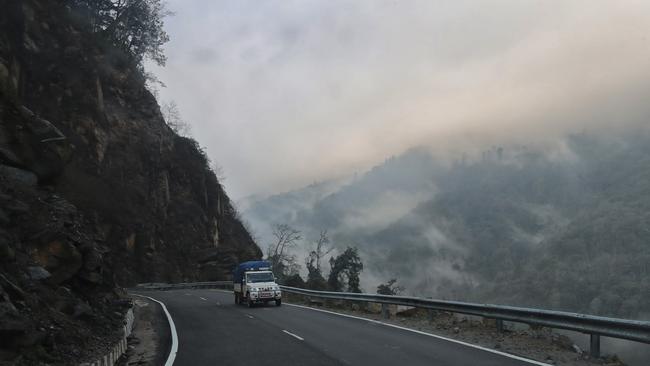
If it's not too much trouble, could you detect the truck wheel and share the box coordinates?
[247,293,254,308]
[275,299,282,307]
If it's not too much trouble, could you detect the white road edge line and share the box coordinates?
[283,329,304,341]
[200,297,207,301]
[132,294,178,366]
[284,303,551,366]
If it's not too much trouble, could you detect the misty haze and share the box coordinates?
[2,1,649,366]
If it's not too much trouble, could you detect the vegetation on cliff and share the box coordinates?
[0,0,260,363]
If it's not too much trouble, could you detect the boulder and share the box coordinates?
[0,165,37,187]
[26,266,51,280]
[11,106,73,181]
[31,240,82,284]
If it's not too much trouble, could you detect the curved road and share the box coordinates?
[136,289,548,366]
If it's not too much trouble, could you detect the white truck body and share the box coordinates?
[233,270,282,307]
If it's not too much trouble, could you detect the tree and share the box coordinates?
[212,162,226,182]
[71,0,170,69]
[161,101,192,137]
[267,224,302,283]
[377,279,404,296]
[305,230,333,290]
[328,246,363,293]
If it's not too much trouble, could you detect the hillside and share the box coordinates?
[0,1,260,363]
[242,131,650,319]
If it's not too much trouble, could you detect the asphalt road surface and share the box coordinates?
[135,289,548,366]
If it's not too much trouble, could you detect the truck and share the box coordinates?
[233,260,282,307]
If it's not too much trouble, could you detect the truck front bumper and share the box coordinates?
[249,291,281,302]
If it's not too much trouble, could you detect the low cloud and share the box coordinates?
[149,0,650,199]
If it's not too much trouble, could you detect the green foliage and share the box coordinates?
[70,0,170,69]
[305,260,327,290]
[377,278,404,295]
[328,247,363,293]
[307,274,327,290]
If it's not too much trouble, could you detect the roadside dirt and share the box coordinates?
[118,297,170,366]
[284,294,627,366]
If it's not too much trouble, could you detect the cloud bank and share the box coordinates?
[148,0,650,199]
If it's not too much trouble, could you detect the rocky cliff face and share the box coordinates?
[0,0,260,363]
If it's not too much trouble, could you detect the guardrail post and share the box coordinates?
[428,309,435,323]
[496,319,504,332]
[590,334,600,358]
[381,303,390,319]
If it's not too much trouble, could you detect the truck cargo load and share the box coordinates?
[233,260,272,283]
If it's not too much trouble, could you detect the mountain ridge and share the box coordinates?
[242,130,650,319]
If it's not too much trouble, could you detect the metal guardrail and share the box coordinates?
[135,281,232,291]
[133,281,650,358]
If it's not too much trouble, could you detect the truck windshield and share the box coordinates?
[246,272,274,283]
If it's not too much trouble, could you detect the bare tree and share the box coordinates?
[267,224,302,282]
[212,162,226,182]
[271,224,302,259]
[305,230,333,290]
[161,100,192,137]
[310,230,333,273]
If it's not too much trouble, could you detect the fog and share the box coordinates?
[146,3,650,363]
[148,0,650,199]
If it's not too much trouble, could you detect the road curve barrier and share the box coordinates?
[132,281,650,358]
[79,307,134,366]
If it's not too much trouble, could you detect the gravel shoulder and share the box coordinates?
[119,296,170,366]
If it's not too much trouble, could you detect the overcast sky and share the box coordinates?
[148,0,650,200]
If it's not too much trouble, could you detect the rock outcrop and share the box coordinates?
[0,0,261,363]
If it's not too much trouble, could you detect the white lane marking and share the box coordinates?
[216,302,221,306]
[132,294,178,366]
[246,314,254,319]
[284,303,551,366]
[199,297,207,301]
[283,329,304,341]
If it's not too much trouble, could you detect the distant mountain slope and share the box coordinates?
[241,148,441,243]
[241,131,650,319]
